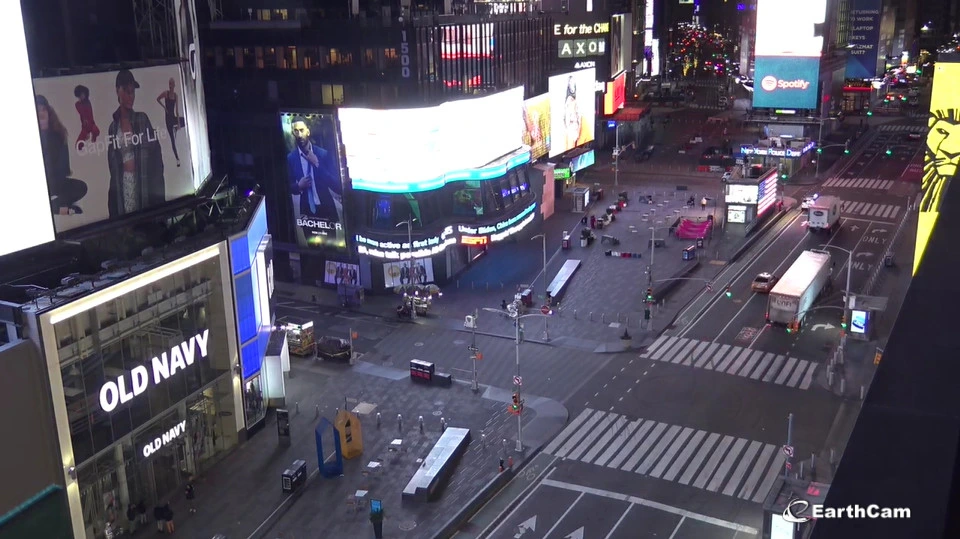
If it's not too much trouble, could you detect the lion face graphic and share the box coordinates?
[921,109,960,213]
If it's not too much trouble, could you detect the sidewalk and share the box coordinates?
[132,352,567,539]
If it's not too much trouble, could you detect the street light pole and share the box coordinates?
[480,308,551,453]
[531,234,549,341]
[820,244,853,315]
[649,226,656,285]
[397,217,418,320]
[614,122,621,187]
[470,309,479,392]
[816,119,825,179]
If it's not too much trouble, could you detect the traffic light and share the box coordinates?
[511,393,522,414]
[866,110,873,116]
[841,314,847,329]
[843,141,850,154]
[725,286,732,298]
[646,288,654,302]
[816,147,823,154]
[885,148,892,156]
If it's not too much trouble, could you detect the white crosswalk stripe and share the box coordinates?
[822,177,894,190]
[545,408,786,502]
[876,124,926,132]
[640,336,819,390]
[839,200,901,220]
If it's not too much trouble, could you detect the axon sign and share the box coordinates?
[760,75,811,92]
[142,420,187,458]
[98,330,210,413]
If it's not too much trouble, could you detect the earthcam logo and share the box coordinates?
[760,75,811,92]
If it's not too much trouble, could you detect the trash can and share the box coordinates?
[884,252,894,267]
[682,246,697,260]
[580,237,588,247]
[562,232,571,250]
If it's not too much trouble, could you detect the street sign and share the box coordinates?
[782,445,794,458]
[514,376,523,386]
[467,345,479,352]
[540,305,551,315]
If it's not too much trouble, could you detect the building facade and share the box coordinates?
[202,3,631,288]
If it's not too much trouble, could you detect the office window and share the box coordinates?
[254,47,264,68]
[263,47,278,68]
[320,84,345,105]
[273,9,289,20]
[257,9,271,21]
[301,47,319,69]
[241,47,254,68]
[362,48,376,68]
[384,48,398,68]
[330,49,353,66]
[284,47,298,69]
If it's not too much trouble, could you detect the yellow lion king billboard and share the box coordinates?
[915,60,960,275]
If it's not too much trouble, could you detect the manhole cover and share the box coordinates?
[736,326,758,342]
[398,520,418,531]
[432,410,443,416]
[414,342,424,347]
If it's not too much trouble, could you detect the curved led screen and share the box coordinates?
[339,88,525,193]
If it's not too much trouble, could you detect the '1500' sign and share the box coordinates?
[98,330,210,413]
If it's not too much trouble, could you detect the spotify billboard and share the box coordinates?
[753,57,820,109]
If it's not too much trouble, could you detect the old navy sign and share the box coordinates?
[142,420,187,458]
[99,330,210,413]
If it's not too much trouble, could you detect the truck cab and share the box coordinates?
[807,195,841,234]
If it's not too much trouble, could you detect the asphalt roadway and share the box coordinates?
[478,116,923,539]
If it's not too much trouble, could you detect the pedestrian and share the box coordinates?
[137,500,147,525]
[185,476,197,514]
[153,504,166,533]
[700,197,707,211]
[163,503,175,534]
[126,504,137,533]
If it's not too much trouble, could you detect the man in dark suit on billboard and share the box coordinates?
[287,118,342,229]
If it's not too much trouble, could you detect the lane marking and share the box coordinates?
[540,478,759,535]
[541,492,585,538]
[603,504,634,539]
[668,516,687,539]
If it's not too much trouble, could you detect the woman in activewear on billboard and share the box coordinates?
[563,76,592,151]
[36,95,88,215]
[73,85,100,151]
[157,77,182,167]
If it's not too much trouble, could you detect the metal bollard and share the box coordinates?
[830,448,836,464]
[502,438,508,455]
[860,385,865,400]
[315,405,320,418]
[827,370,834,387]
[589,311,594,321]
[799,461,804,479]
[419,415,424,434]
[295,401,300,415]
[601,313,606,324]
[618,312,622,322]
[811,453,816,471]
[440,417,447,432]
[481,433,486,449]
[840,378,846,394]
[625,316,630,327]
[574,310,578,319]
[397,413,403,432]
[376,412,382,429]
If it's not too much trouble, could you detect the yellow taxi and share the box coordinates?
[751,272,778,293]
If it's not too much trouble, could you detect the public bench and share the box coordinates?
[546,259,581,303]
[402,427,471,502]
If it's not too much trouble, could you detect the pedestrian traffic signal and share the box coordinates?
[646,288,654,302]
[512,393,520,406]
[841,314,847,329]
[843,142,850,154]
[510,393,522,414]
[725,286,732,298]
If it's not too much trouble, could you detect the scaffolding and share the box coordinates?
[133,0,177,59]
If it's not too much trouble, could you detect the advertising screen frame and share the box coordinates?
[553,17,612,78]
[915,60,960,275]
[755,0,827,58]
[33,64,199,234]
[522,94,551,160]
[725,184,759,204]
[753,56,820,110]
[604,71,626,115]
[338,87,525,193]
[2,0,55,257]
[279,111,349,252]
[548,68,597,157]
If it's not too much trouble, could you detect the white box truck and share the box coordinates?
[766,249,833,326]
[807,195,842,233]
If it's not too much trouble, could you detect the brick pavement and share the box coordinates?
[128,348,567,539]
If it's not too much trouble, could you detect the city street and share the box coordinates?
[475,106,922,538]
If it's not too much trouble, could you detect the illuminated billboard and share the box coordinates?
[2,0,55,257]
[522,94,551,160]
[915,61,960,275]
[338,88,525,193]
[174,0,212,188]
[553,18,611,75]
[33,64,199,233]
[279,112,348,251]
[548,68,597,157]
[845,0,882,79]
[753,57,820,109]
[604,71,626,115]
[755,0,827,57]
